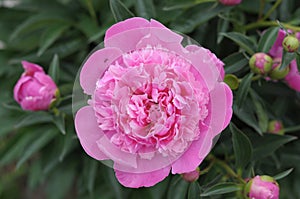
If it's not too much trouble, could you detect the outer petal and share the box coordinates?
[13,76,31,102]
[269,29,286,57]
[115,166,170,188]
[22,61,44,75]
[75,106,108,160]
[171,82,232,174]
[80,47,123,95]
[183,45,223,91]
[285,60,300,92]
[20,95,51,111]
[34,72,57,92]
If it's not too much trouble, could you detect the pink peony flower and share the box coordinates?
[245,175,279,199]
[219,0,242,6]
[14,61,58,111]
[74,17,233,188]
[268,29,300,92]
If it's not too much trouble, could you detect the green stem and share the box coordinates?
[245,21,300,32]
[284,125,300,133]
[258,0,265,20]
[208,155,246,184]
[261,0,282,21]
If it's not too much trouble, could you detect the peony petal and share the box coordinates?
[105,17,150,41]
[285,60,300,92]
[182,45,222,91]
[75,106,108,160]
[20,95,51,111]
[96,136,137,169]
[22,61,44,75]
[269,29,286,57]
[34,72,57,92]
[13,76,31,102]
[206,82,233,136]
[80,47,122,95]
[115,166,170,188]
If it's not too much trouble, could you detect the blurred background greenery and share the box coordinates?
[1,0,300,198]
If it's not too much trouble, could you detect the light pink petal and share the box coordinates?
[96,136,137,169]
[20,95,52,111]
[13,76,31,102]
[80,47,123,95]
[182,45,223,91]
[34,72,57,92]
[115,166,170,188]
[21,61,44,75]
[75,106,108,160]
[207,82,233,135]
[285,60,300,92]
[105,17,150,41]
[269,29,286,57]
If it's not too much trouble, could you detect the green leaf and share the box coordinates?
[233,99,262,135]
[167,176,189,199]
[16,128,57,169]
[230,123,253,169]
[135,0,156,19]
[188,181,201,199]
[235,73,254,108]
[10,14,71,41]
[249,89,269,132]
[223,52,249,74]
[273,168,294,180]
[38,24,69,56]
[280,50,296,70]
[251,134,297,160]
[169,3,231,34]
[258,27,280,53]
[296,52,300,71]
[217,16,229,44]
[52,113,65,135]
[221,32,256,55]
[48,54,60,83]
[15,112,53,129]
[109,0,134,22]
[200,182,242,197]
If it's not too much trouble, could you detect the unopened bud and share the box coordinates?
[268,120,284,135]
[282,35,299,52]
[181,168,200,182]
[269,58,290,80]
[249,53,273,75]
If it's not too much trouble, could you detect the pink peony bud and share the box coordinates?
[219,0,242,6]
[282,35,299,52]
[249,53,273,75]
[245,175,279,199]
[14,61,58,111]
[267,120,284,135]
[181,168,200,182]
[269,57,290,80]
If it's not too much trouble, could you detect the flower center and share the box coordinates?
[92,46,209,156]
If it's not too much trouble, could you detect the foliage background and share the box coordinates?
[0,0,300,198]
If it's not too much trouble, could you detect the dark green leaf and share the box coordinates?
[135,0,156,19]
[38,24,69,56]
[109,0,134,22]
[235,73,253,108]
[217,16,229,44]
[280,50,296,70]
[16,128,57,169]
[188,181,201,199]
[200,182,242,197]
[230,123,253,169]
[170,3,231,34]
[223,52,249,74]
[296,52,300,71]
[15,112,53,129]
[221,32,256,55]
[273,168,294,180]
[52,113,65,135]
[48,54,60,83]
[167,176,189,199]
[258,27,280,53]
[249,89,269,132]
[251,134,297,160]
